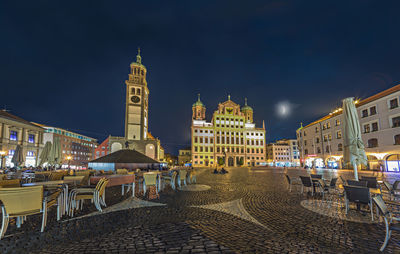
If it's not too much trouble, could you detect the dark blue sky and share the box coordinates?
[1,1,400,154]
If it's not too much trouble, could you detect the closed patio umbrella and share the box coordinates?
[342,97,367,180]
[11,145,24,168]
[38,141,52,166]
[48,137,62,167]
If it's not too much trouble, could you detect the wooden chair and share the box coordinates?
[0,179,21,188]
[0,186,45,238]
[116,169,129,175]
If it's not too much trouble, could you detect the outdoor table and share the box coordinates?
[90,174,136,197]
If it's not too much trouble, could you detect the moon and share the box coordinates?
[276,101,292,118]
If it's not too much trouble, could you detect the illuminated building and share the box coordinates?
[38,124,97,169]
[191,95,266,167]
[296,84,400,172]
[178,147,191,165]
[0,110,44,167]
[104,49,164,161]
[267,139,300,167]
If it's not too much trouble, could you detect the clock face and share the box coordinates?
[131,96,140,104]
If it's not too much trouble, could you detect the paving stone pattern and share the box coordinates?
[1,167,400,253]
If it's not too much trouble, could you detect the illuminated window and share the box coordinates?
[10,131,17,141]
[28,134,35,143]
[27,151,34,157]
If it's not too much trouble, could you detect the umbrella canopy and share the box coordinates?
[342,97,367,180]
[48,137,62,166]
[11,145,24,168]
[39,141,52,166]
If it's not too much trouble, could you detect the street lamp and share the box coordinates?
[0,151,6,170]
[66,155,72,169]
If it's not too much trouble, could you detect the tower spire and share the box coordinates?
[198,93,201,101]
[136,47,142,64]
[228,94,231,101]
[245,97,248,106]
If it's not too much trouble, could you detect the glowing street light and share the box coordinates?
[66,155,72,169]
[0,151,6,170]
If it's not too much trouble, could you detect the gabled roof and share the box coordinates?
[89,149,159,164]
[0,110,43,129]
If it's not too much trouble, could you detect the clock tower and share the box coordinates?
[125,48,149,141]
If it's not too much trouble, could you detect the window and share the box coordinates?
[368,138,378,148]
[392,116,400,128]
[327,122,331,129]
[362,109,368,118]
[371,122,378,132]
[28,134,35,143]
[395,135,400,145]
[364,124,370,133]
[305,149,308,155]
[304,140,307,146]
[335,119,341,126]
[370,106,377,115]
[316,137,320,144]
[390,98,399,109]
[195,137,198,143]
[328,134,332,141]
[323,135,327,142]
[200,147,203,152]
[315,127,318,133]
[326,146,330,153]
[303,131,306,136]
[137,88,141,95]
[27,151,34,157]
[10,131,17,141]
[336,131,342,139]
[194,146,198,152]
[317,147,321,153]
[322,124,326,130]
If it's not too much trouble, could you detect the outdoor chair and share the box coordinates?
[340,175,346,184]
[63,176,85,186]
[383,181,400,201]
[0,179,20,188]
[299,176,322,196]
[178,170,187,188]
[75,171,91,185]
[0,186,48,239]
[285,174,301,192]
[361,176,379,189]
[69,178,108,216]
[372,195,400,251]
[393,180,400,191]
[143,173,159,199]
[162,171,178,191]
[343,185,374,221]
[347,180,368,187]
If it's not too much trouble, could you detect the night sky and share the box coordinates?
[2,1,400,154]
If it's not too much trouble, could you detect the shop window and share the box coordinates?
[368,138,378,148]
[390,98,399,109]
[395,135,400,145]
[370,106,377,115]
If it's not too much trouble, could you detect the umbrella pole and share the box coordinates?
[353,162,359,181]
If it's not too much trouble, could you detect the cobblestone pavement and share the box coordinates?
[2,167,400,253]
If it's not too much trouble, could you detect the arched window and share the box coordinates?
[131,87,135,94]
[338,143,343,151]
[368,138,378,148]
[395,135,400,145]
[137,88,141,95]
[386,154,400,172]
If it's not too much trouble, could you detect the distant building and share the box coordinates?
[37,124,97,169]
[94,136,110,159]
[106,49,164,161]
[0,110,44,167]
[191,95,266,167]
[178,147,191,165]
[296,84,400,171]
[266,139,300,167]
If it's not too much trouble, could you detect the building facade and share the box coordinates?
[40,125,97,169]
[266,139,300,167]
[191,95,266,167]
[178,147,191,165]
[107,49,164,161]
[0,110,44,167]
[296,84,400,172]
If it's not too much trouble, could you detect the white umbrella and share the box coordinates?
[342,97,367,180]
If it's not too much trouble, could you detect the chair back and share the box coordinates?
[98,179,109,197]
[179,170,187,180]
[0,179,21,188]
[361,178,378,189]
[347,180,367,187]
[330,178,338,188]
[49,172,64,181]
[285,174,291,184]
[372,195,390,217]
[299,176,312,187]
[343,185,370,204]
[339,175,346,184]
[143,173,157,186]
[116,169,128,175]
[393,180,400,190]
[0,186,43,215]
[310,174,322,179]
[383,181,393,192]
[64,176,85,185]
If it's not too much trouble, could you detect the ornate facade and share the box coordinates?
[191,95,266,167]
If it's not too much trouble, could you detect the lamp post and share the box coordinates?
[66,155,72,169]
[0,151,6,170]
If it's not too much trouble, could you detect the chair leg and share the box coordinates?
[370,200,374,221]
[0,213,9,239]
[41,203,47,232]
[380,217,391,251]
